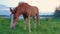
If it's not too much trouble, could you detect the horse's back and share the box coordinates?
[15,2,39,16]
[26,6,38,16]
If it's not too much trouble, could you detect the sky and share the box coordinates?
[0,0,60,13]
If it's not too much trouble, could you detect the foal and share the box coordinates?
[10,2,40,32]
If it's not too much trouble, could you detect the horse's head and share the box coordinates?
[10,8,17,29]
[10,8,16,14]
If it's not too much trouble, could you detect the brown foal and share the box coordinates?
[10,2,40,32]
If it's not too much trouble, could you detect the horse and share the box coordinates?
[10,2,40,32]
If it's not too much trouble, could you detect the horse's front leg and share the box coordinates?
[10,15,18,29]
[24,17,27,30]
[28,16,31,32]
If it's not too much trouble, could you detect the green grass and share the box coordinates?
[0,17,60,34]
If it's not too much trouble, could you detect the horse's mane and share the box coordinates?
[17,2,31,7]
[18,2,28,5]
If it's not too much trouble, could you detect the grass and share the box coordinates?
[0,17,60,34]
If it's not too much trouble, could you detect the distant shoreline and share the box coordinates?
[0,15,53,19]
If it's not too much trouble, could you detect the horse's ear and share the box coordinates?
[10,8,12,12]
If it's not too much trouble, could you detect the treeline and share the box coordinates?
[54,6,60,18]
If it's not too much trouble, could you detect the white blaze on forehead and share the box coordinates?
[11,14,13,24]
[10,14,14,28]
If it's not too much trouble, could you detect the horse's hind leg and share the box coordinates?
[33,16,36,29]
[37,15,40,25]
[28,16,31,32]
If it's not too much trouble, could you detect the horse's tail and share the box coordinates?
[36,8,40,25]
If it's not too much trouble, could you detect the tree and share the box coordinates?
[54,6,60,18]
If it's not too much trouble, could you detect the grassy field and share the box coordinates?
[0,17,60,34]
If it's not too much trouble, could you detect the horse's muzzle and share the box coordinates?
[10,23,15,29]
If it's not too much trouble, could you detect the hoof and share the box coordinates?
[29,30,31,32]
[24,28,26,31]
[10,24,15,29]
[24,29,26,31]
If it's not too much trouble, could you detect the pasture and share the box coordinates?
[0,17,60,34]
